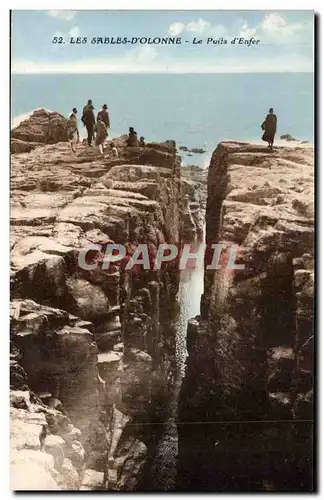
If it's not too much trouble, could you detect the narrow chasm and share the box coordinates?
[10,116,313,492]
[139,237,205,491]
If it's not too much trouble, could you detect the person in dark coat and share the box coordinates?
[97,104,110,130]
[261,108,277,149]
[81,99,96,146]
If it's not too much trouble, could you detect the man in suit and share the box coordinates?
[81,99,96,146]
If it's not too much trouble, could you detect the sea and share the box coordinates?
[11,73,314,167]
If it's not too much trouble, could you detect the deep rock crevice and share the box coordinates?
[11,112,313,492]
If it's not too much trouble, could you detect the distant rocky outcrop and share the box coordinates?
[178,141,314,492]
[11,109,69,150]
[280,133,297,141]
[179,146,206,154]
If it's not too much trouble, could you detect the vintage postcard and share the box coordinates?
[10,10,314,492]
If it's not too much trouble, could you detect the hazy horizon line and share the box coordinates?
[12,70,314,75]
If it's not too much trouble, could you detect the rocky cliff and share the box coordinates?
[10,114,203,490]
[178,141,314,492]
[11,109,69,148]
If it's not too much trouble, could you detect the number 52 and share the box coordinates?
[52,36,64,44]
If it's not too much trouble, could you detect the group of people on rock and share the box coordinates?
[126,127,145,147]
[66,99,117,156]
[67,100,278,155]
[66,98,146,156]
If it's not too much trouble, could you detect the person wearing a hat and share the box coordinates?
[81,99,96,146]
[97,104,110,130]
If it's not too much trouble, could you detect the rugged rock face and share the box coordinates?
[178,142,314,492]
[11,138,39,154]
[10,114,202,490]
[11,109,69,147]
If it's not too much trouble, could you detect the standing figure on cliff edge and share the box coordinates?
[81,99,96,146]
[97,104,110,129]
[261,108,277,149]
[66,107,80,153]
[95,115,108,154]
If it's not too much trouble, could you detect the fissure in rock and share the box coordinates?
[10,113,313,492]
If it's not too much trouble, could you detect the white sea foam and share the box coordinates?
[11,111,32,128]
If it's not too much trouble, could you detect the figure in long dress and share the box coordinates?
[261,108,277,149]
[95,116,108,154]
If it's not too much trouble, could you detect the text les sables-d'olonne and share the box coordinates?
[52,36,261,47]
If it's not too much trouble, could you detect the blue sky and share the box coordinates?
[11,10,314,73]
